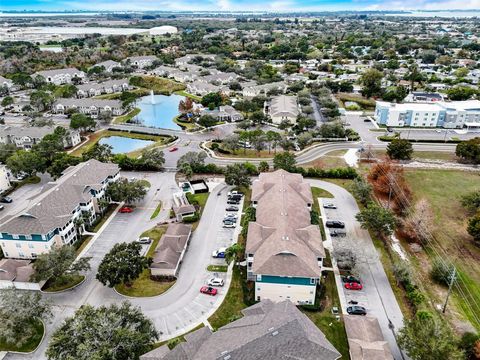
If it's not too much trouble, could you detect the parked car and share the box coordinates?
[363,118,371,122]
[330,230,346,237]
[347,305,367,315]
[228,191,244,197]
[342,275,361,284]
[224,214,238,221]
[227,199,240,205]
[344,282,363,290]
[169,147,178,152]
[200,286,217,296]
[0,196,13,203]
[212,247,227,258]
[325,220,345,228]
[223,221,235,228]
[137,237,151,244]
[207,277,224,287]
[226,206,239,212]
[119,206,133,213]
[228,194,242,201]
[323,203,337,209]
[0,205,4,211]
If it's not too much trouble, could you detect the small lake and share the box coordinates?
[136,94,184,130]
[99,136,154,154]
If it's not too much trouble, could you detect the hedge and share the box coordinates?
[378,136,462,144]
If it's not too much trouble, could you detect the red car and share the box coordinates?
[200,286,217,296]
[169,147,178,152]
[344,282,363,290]
[119,206,133,213]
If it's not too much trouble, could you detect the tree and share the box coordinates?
[359,68,383,98]
[96,242,151,287]
[350,177,372,206]
[177,151,207,172]
[296,132,312,150]
[200,92,223,108]
[430,257,455,286]
[70,113,96,133]
[456,138,480,164]
[0,143,18,163]
[140,148,165,171]
[46,302,158,360]
[266,130,282,154]
[1,95,13,107]
[356,203,396,238]
[258,161,269,172]
[447,86,477,101]
[33,128,66,163]
[467,213,480,243]
[97,110,113,125]
[273,152,296,172]
[106,178,148,204]
[47,152,81,179]
[31,246,91,286]
[224,163,252,188]
[249,111,266,125]
[223,134,241,153]
[198,114,217,129]
[387,138,413,160]
[82,143,113,162]
[461,191,480,213]
[30,90,54,111]
[178,97,193,114]
[225,244,244,265]
[397,313,464,360]
[180,163,194,180]
[0,288,52,346]
[6,150,45,176]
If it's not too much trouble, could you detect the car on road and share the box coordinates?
[226,205,239,211]
[347,305,367,315]
[363,118,371,122]
[323,203,337,209]
[325,220,345,228]
[223,221,236,228]
[119,206,133,213]
[342,275,361,284]
[207,277,224,287]
[330,230,346,237]
[137,237,151,244]
[212,247,227,258]
[344,282,363,290]
[200,286,217,296]
[168,147,178,152]
[227,199,240,205]
[0,196,13,203]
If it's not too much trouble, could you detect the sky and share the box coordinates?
[2,0,480,12]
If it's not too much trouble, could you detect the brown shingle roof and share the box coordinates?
[151,223,191,271]
[0,259,32,281]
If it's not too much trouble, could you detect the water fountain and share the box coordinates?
[150,90,155,104]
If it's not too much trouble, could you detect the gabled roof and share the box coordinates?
[151,223,192,271]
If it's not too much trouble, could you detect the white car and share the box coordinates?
[223,222,236,228]
[323,203,337,209]
[207,277,224,287]
[137,237,152,244]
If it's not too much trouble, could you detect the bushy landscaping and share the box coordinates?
[0,318,44,353]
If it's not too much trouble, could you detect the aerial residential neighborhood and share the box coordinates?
[0,4,479,360]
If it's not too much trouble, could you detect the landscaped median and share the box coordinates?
[113,107,140,124]
[0,318,44,353]
[115,225,175,297]
[42,274,85,293]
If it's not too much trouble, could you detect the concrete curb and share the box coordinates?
[5,319,46,356]
[112,280,177,300]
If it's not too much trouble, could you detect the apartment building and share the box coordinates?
[53,98,124,117]
[76,79,131,98]
[124,55,157,69]
[266,95,299,124]
[33,68,85,85]
[91,60,121,73]
[0,125,81,150]
[246,170,325,305]
[375,100,480,128]
[0,160,120,259]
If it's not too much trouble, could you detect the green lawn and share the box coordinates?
[186,192,210,230]
[175,90,202,102]
[0,319,44,352]
[113,108,140,124]
[207,265,228,272]
[115,226,175,297]
[150,201,162,219]
[42,274,85,292]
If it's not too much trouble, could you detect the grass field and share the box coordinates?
[42,275,85,292]
[404,169,480,330]
[131,76,186,94]
[0,319,44,352]
[207,142,279,159]
[115,226,175,297]
[373,150,458,162]
[207,265,228,272]
[113,108,140,124]
[336,93,376,110]
[175,90,202,102]
[150,201,162,219]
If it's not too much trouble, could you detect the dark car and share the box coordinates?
[0,196,13,203]
[325,220,345,229]
[226,206,239,212]
[228,195,242,201]
[347,306,367,315]
[363,118,371,122]
[227,199,240,205]
[330,230,346,237]
[342,275,361,284]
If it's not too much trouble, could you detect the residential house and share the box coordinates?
[33,68,85,85]
[202,105,244,122]
[124,55,157,69]
[172,192,196,221]
[0,125,81,149]
[246,170,325,305]
[175,54,216,69]
[0,165,10,194]
[92,60,121,73]
[140,299,341,360]
[187,81,221,96]
[53,98,124,117]
[150,223,192,277]
[0,159,120,259]
[344,315,394,360]
[242,81,286,98]
[199,72,239,85]
[267,95,299,124]
[76,79,130,98]
[0,259,41,290]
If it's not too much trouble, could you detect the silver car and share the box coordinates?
[207,277,224,287]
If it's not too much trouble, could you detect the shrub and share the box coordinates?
[430,258,455,286]
[182,213,199,223]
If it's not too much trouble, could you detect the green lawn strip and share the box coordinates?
[174,90,202,102]
[113,108,140,124]
[150,201,162,219]
[207,142,277,159]
[174,115,200,131]
[151,324,205,350]
[185,192,210,230]
[42,274,85,292]
[208,266,249,330]
[0,318,44,352]
[115,226,176,297]
[74,235,93,256]
[90,204,118,233]
[207,265,228,272]
[132,76,186,94]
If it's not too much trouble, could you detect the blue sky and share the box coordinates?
[2,0,480,12]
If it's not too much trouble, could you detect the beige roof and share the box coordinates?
[344,315,394,360]
[0,159,119,235]
[151,223,192,271]
[141,300,341,360]
[247,170,324,278]
[270,95,299,118]
[0,259,32,282]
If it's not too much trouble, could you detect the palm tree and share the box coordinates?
[225,244,244,265]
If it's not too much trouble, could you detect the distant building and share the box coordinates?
[0,159,120,259]
[202,105,244,122]
[375,100,480,128]
[140,300,341,360]
[53,98,124,117]
[91,60,121,73]
[0,125,81,150]
[76,79,131,98]
[33,67,85,85]
[124,55,157,69]
[267,95,299,124]
[242,81,286,98]
[0,165,11,194]
[403,92,444,103]
[246,170,325,305]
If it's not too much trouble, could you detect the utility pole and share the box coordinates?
[442,267,456,314]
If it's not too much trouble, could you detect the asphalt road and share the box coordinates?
[309,179,407,360]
